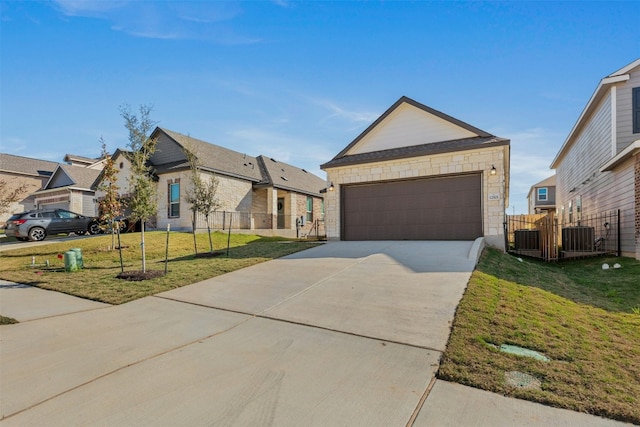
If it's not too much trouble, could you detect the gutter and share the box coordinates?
[600,140,640,172]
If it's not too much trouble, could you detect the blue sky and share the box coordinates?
[1,1,638,214]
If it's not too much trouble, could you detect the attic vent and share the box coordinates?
[281,176,288,181]
[270,158,277,162]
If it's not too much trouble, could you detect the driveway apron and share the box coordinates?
[1,241,475,426]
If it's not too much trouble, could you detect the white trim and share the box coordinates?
[32,186,93,195]
[608,58,640,77]
[601,75,630,85]
[600,140,640,172]
[611,85,617,157]
[551,70,632,169]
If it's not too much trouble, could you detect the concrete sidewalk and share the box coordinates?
[0,241,631,426]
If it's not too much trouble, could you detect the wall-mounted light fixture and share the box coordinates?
[490,165,497,175]
[328,182,335,191]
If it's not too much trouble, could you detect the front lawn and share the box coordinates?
[439,249,640,424]
[0,231,319,305]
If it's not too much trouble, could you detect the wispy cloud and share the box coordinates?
[51,1,261,44]
[226,127,332,176]
[310,97,379,125]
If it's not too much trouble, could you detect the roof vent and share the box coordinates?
[270,158,277,162]
[302,169,307,173]
[281,176,288,181]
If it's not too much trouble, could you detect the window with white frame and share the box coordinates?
[169,181,180,218]
[537,187,548,201]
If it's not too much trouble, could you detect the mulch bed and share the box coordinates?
[116,270,165,281]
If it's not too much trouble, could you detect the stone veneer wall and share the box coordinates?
[294,193,325,236]
[323,146,508,248]
[157,171,254,231]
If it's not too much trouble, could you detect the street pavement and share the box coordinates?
[0,240,631,426]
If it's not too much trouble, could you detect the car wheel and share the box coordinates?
[28,227,46,241]
[89,222,101,235]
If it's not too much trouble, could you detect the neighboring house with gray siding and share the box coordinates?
[0,153,58,223]
[105,127,326,238]
[550,58,640,260]
[527,175,556,215]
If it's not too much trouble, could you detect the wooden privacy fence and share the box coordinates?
[505,210,619,262]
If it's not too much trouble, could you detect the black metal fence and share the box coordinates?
[505,210,619,261]
[192,211,326,239]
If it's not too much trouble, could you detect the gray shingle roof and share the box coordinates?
[56,164,102,190]
[257,156,326,196]
[155,128,264,182]
[0,153,58,177]
[154,128,326,195]
[321,136,509,169]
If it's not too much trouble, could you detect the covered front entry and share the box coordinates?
[341,174,482,241]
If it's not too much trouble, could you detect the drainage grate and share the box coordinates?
[504,371,541,390]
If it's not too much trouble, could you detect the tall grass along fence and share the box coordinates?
[505,210,619,262]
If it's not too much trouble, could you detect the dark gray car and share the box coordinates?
[4,209,101,241]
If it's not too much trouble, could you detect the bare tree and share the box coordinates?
[0,179,29,217]
[120,104,158,272]
[96,137,124,249]
[183,145,221,254]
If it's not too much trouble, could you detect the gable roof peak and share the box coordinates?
[607,58,640,77]
[330,96,494,161]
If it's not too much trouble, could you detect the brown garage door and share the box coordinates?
[342,174,482,240]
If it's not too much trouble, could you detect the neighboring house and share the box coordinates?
[106,127,326,238]
[32,162,104,217]
[321,96,510,249]
[550,58,640,260]
[527,175,556,215]
[0,153,58,223]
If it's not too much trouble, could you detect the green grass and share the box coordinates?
[0,231,319,305]
[1,315,18,325]
[439,248,640,424]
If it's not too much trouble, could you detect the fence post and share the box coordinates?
[617,209,621,256]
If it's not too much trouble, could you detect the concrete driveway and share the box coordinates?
[1,240,627,426]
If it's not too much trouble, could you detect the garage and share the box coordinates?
[321,96,510,248]
[341,174,482,240]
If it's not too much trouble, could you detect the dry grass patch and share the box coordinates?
[439,248,640,424]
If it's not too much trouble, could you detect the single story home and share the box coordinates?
[106,127,327,238]
[321,96,510,249]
